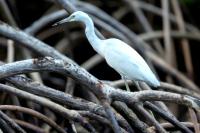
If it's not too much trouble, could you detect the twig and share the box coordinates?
[78,111,110,126]
[14,119,46,133]
[150,121,199,130]
[0,0,17,26]
[144,102,192,133]
[0,117,15,133]
[133,104,167,133]
[0,110,26,133]
[6,40,14,63]
[3,74,131,132]
[132,0,199,32]
[81,54,104,70]
[24,10,67,35]
[188,109,200,133]
[54,0,76,13]
[160,82,200,99]
[78,111,128,133]
[172,0,194,79]
[123,0,164,55]
[162,0,175,66]
[112,101,149,133]
[111,73,200,100]
[0,84,96,132]
[139,30,200,41]
[147,52,199,92]
[0,105,66,133]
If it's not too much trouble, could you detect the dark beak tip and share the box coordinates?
[52,23,58,27]
[52,18,70,27]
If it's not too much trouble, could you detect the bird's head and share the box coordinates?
[53,11,89,26]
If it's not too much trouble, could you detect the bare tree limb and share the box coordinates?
[0,110,26,133]
[0,105,66,133]
[0,57,200,110]
[0,83,96,132]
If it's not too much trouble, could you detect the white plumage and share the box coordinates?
[54,11,160,89]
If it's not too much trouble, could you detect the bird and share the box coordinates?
[53,11,160,91]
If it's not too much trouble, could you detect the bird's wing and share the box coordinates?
[104,39,147,67]
[103,39,149,80]
[103,38,160,86]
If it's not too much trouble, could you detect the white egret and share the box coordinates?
[54,11,160,91]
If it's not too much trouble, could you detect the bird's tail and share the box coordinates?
[146,74,160,88]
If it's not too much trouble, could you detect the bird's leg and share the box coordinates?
[132,81,142,91]
[124,79,131,92]
[122,76,131,92]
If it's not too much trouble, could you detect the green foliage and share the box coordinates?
[180,0,197,5]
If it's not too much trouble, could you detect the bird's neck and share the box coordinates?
[83,18,104,56]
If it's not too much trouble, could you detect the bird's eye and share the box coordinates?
[71,15,75,18]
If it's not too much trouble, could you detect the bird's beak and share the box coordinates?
[52,17,71,27]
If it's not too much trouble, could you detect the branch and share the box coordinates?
[14,119,46,133]
[0,117,15,133]
[112,101,149,133]
[133,104,167,133]
[0,105,66,133]
[111,80,200,99]
[139,30,200,42]
[172,0,193,79]
[0,84,95,132]
[144,102,192,133]
[132,0,199,32]
[3,74,131,132]
[0,110,26,133]
[151,122,200,131]
[0,57,200,110]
